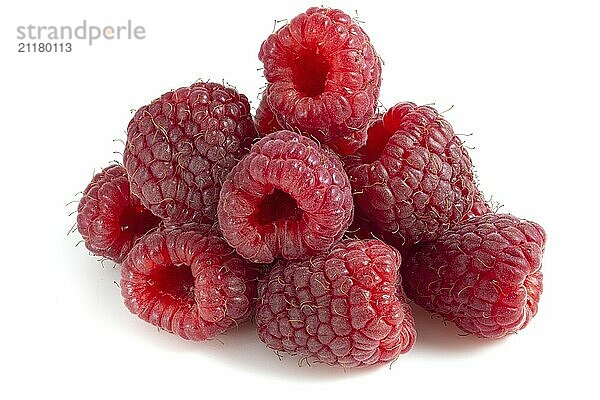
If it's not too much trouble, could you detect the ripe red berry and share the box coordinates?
[259,7,381,155]
[77,165,160,263]
[124,82,257,225]
[345,102,479,254]
[402,213,545,339]
[218,130,354,263]
[120,227,258,341]
[256,239,416,368]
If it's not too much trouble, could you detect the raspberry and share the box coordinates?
[77,165,160,263]
[123,82,257,225]
[218,130,354,263]
[120,227,258,341]
[344,102,478,254]
[402,213,545,339]
[259,7,382,155]
[254,95,282,135]
[256,239,416,368]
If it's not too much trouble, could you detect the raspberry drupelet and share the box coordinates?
[254,95,282,135]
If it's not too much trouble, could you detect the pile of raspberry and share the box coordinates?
[76,7,545,368]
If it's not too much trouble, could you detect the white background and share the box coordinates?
[1,0,598,398]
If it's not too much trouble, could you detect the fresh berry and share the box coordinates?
[124,82,257,225]
[256,239,416,368]
[218,130,354,263]
[402,213,545,339]
[254,95,282,135]
[344,102,479,254]
[120,227,258,341]
[259,7,382,155]
[77,165,160,263]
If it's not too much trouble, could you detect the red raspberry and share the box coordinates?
[259,7,382,155]
[77,165,160,263]
[256,239,416,368]
[344,102,478,254]
[120,227,258,341]
[254,95,282,135]
[402,213,545,339]
[124,82,257,225]
[218,130,354,263]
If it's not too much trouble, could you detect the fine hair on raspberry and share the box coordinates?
[256,239,416,368]
[77,165,161,263]
[218,130,354,263]
[120,227,258,341]
[254,95,282,135]
[124,81,257,225]
[259,7,382,155]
